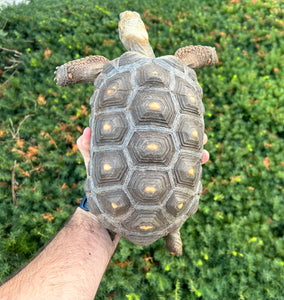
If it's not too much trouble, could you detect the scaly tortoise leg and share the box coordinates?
[165,228,183,256]
[55,55,109,87]
[175,45,218,69]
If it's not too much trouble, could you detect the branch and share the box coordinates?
[8,114,34,139]
[4,57,24,70]
[11,160,18,206]
[0,47,22,57]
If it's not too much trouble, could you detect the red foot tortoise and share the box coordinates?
[55,11,217,255]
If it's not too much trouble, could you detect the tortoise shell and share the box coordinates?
[84,51,205,246]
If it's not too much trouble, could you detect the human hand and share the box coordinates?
[202,134,209,164]
[77,127,209,170]
[77,127,92,171]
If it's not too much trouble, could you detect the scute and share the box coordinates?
[127,130,175,166]
[96,71,132,111]
[118,51,148,67]
[177,116,204,151]
[173,154,202,189]
[131,89,175,127]
[98,190,131,217]
[166,190,195,217]
[156,55,185,73]
[94,112,129,146]
[136,62,171,88]
[123,208,170,236]
[87,52,205,245]
[127,170,171,205]
[93,150,128,187]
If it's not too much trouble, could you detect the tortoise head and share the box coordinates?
[118,11,155,58]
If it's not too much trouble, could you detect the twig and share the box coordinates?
[0,46,23,85]
[1,69,17,87]
[8,118,16,138]
[4,57,24,71]
[0,47,22,57]
[1,46,23,77]
[2,20,7,31]
[11,160,18,206]
[8,114,34,139]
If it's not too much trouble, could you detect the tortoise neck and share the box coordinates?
[128,40,155,58]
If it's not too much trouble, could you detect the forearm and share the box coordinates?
[0,208,119,300]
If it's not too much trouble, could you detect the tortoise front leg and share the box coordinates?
[55,55,109,87]
[175,45,218,69]
[165,228,183,256]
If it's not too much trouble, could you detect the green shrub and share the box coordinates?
[0,0,283,299]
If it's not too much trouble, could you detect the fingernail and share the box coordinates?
[202,150,209,164]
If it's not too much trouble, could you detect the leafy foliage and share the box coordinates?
[0,0,283,299]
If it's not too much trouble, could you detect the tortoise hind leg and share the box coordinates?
[165,229,183,256]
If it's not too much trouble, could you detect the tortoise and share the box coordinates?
[55,11,217,255]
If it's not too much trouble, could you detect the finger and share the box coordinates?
[201,149,209,165]
[77,127,91,169]
[112,234,121,248]
[203,133,208,145]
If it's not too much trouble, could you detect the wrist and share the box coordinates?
[69,208,119,260]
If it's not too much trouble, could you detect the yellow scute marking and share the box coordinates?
[188,168,195,176]
[103,163,112,171]
[139,225,154,231]
[106,85,118,95]
[192,129,199,138]
[111,203,118,209]
[146,143,159,151]
[148,102,161,110]
[144,186,156,193]
[103,123,112,131]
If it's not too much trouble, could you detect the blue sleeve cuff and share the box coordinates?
[79,195,89,211]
